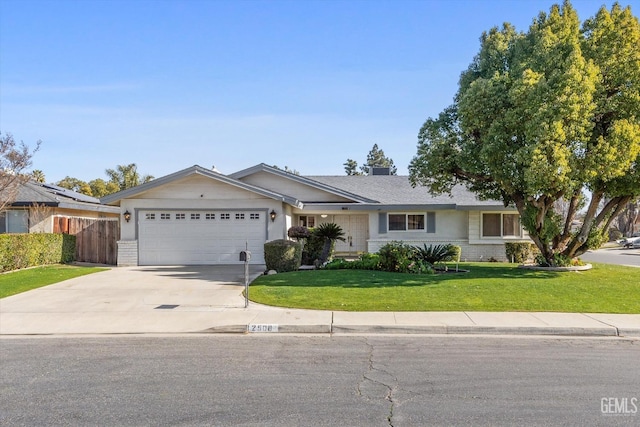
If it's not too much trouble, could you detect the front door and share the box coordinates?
[333,215,368,255]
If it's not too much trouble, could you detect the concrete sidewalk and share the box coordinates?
[1,265,639,337]
[2,303,639,337]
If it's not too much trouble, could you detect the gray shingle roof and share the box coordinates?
[306,175,505,208]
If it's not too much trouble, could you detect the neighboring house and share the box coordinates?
[1,180,119,234]
[102,164,531,266]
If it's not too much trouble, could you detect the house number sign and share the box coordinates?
[247,324,279,333]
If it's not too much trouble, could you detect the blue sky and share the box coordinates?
[0,0,629,183]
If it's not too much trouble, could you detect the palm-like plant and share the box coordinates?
[414,244,459,265]
[314,223,346,264]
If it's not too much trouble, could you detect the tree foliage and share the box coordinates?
[56,163,153,198]
[344,144,397,175]
[0,132,41,212]
[409,1,640,265]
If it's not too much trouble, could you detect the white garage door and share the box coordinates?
[138,210,266,265]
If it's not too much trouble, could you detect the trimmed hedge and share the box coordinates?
[505,242,538,264]
[264,239,303,273]
[0,233,76,273]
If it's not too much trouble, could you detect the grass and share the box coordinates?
[0,264,108,298]
[249,262,640,313]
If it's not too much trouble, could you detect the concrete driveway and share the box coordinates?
[0,265,267,334]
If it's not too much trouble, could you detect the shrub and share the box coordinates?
[534,252,585,267]
[377,241,418,273]
[323,253,381,271]
[413,244,459,264]
[301,231,324,265]
[0,233,76,272]
[264,239,303,272]
[505,242,537,264]
[287,226,311,240]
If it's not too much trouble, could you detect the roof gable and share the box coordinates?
[101,165,302,207]
[230,163,378,204]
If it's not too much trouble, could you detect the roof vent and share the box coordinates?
[369,166,391,176]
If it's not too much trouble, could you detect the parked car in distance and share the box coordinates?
[618,233,640,248]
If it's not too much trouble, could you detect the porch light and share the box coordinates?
[270,210,277,222]
[123,210,131,223]
[321,214,328,218]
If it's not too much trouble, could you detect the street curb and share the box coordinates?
[197,324,636,337]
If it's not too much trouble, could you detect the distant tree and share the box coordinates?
[344,144,397,175]
[105,163,154,191]
[30,169,46,183]
[88,178,119,198]
[409,1,640,266]
[56,176,92,195]
[1,132,41,212]
[343,159,362,176]
[361,144,397,175]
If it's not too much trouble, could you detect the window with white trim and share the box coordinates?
[145,213,155,220]
[250,213,260,220]
[388,213,435,232]
[176,213,186,220]
[482,213,521,237]
[160,213,170,220]
[221,213,230,220]
[191,213,200,220]
[205,213,215,220]
[235,213,245,220]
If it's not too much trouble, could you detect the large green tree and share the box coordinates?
[409,1,640,266]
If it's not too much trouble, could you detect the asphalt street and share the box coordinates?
[580,247,640,267]
[1,335,638,426]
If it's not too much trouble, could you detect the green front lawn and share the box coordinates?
[0,265,108,298]
[249,263,640,313]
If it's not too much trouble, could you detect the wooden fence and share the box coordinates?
[53,217,119,265]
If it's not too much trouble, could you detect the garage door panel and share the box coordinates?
[138,210,265,265]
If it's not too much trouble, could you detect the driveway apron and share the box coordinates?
[0,265,266,334]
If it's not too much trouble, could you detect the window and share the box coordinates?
[145,213,155,220]
[235,213,245,220]
[176,213,186,220]
[205,213,215,220]
[160,213,170,220]
[0,210,28,233]
[221,213,230,220]
[388,213,435,232]
[482,213,521,237]
[191,213,200,220]
[389,214,407,231]
[250,213,260,220]
[299,215,315,227]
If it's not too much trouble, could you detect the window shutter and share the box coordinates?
[378,212,387,234]
[426,212,436,233]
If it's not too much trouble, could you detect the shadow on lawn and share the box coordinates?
[255,264,563,288]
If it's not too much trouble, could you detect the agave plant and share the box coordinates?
[314,223,346,264]
[414,244,459,265]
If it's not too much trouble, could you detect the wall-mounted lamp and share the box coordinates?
[270,209,277,222]
[320,214,328,218]
[123,210,131,223]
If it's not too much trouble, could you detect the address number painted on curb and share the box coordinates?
[248,324,279,333]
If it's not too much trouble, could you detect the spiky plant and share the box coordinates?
[314,223,346,265]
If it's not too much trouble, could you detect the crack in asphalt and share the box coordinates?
[356,338,398,426]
